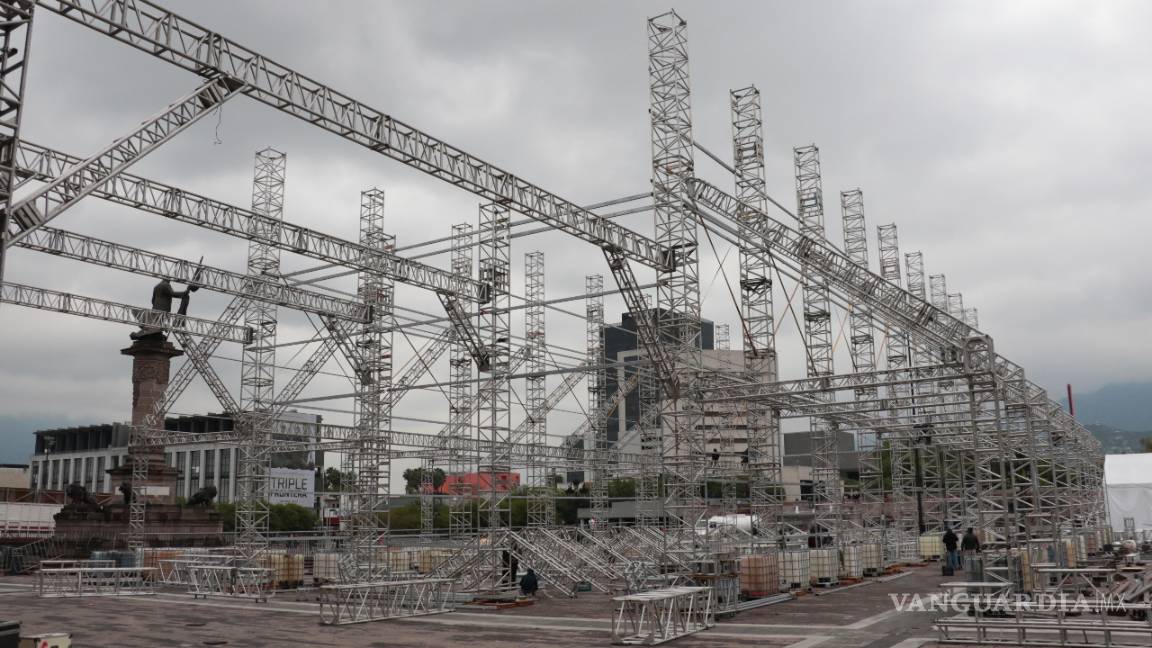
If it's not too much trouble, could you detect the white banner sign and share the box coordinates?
[268,468,315,506]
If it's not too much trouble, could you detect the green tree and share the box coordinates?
[401,467,447,494]
[216,502,318,533]
[607,478,636,498]
[268,503,318,532]
[324,467,355,491]
[216,502,236,532]
[1141,437,1152,453]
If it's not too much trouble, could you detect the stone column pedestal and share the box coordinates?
[110,337,184,505]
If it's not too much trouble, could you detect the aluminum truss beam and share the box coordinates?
[13,141,485,300]
[0,0,34,282]
[15,226,370,321]
[688,178,974,352]
[0,281,252,343]
[37,0,667,269]
[4,75,243,246]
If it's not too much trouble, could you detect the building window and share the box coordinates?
[176,451,186,498]
[204,449,216,485]
[218,449,231,502]
[190,450,201,489]
[60,459,71,486]
[95,456,106,492]
[51,459,60,489]
[83,457,93,490]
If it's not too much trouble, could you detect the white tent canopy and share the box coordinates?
[1104,453,1152,532]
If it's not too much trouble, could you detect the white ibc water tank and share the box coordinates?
[780,549,810,590]
[840,545,863,579]
[860,542,883,574]
[918,533,944,561]
[810,548,838,583]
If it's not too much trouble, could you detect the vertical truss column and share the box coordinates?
[906,252,954,533]
[730,86,781,544]
[840,189,876,542]
[586,274,610,526]
[714,324,730,350]
[236,148,285,565]
[794,145,840,546]
[524,250,551,527]
[0,0,34,282]
[448,224,475,540]
[877,224,915,561]
[346,188,394,580]
[649,10,703,546]
[964,335,1013,546]
[477,202,511,584]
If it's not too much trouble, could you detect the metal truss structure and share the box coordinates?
[2,0,1109,624]
[794,145,842,547]
[318,578,454,625]
[730,85,782,543]
[37,566,157,598]
[524,250,551,527]
[611,586,715,645]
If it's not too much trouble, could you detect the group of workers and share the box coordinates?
[942,526,982,570]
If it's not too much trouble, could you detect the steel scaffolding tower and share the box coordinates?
[343,188,395,580]
[477,202,511,584]
[235,148,285,565]
[448,224,476,540]
[730,85,781,543]
[586,274,609,526]
[714,324,730,350]
[795,144,840,546]
[841,189,876,542]
[876,224,915,560]
[524,250,552,527]
[648,9,703,545]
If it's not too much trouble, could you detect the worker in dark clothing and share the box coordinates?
[520,568,539,597]
[942,527,960,571]
[961,528,981,552]
[711,448,720,464]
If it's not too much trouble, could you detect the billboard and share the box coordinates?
[268,468,315,506]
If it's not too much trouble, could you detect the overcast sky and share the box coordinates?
[2,1,1150,470]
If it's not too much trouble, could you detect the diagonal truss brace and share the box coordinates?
[602,248,678,398]
[437,291,488,370]
[171,330,239,414]
[4,75,243,245]
[143,294,248,425]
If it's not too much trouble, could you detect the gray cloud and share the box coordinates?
[2,1,1149,471]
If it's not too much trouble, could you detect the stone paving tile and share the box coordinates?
[0,565,956,647]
